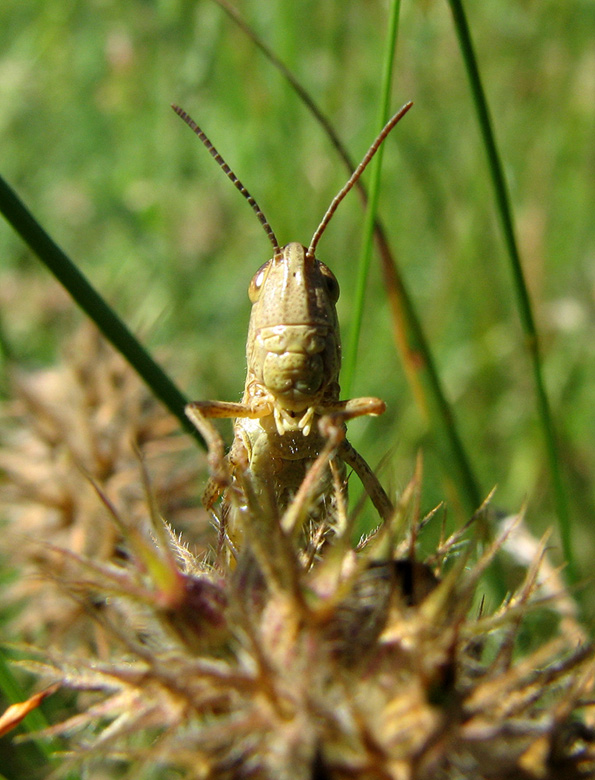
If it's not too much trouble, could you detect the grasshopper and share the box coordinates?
[174,102,412,546]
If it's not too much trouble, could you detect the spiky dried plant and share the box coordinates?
[5,425,593,778]
[0,324,205,650]
[2,329,595,779]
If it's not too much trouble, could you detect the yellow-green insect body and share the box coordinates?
[174,103,412,540]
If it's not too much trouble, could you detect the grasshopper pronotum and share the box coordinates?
[174,102,412,547]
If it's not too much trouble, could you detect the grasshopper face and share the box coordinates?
[245,242,341,413]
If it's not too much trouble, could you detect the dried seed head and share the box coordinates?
[15,479,595,779]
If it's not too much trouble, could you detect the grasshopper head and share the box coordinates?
[246,243,341,412]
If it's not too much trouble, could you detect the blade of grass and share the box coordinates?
[0,174,204,449]
[342,0,400,397]
[212,0,483,517]
[446,0,576,582]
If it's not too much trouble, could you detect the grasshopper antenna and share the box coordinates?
[172,104,282,259]
[307,101,413,259]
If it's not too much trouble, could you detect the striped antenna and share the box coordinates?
[172,105,281,258]
[307,101,413,258]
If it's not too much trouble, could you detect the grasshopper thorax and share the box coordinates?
[245,243,341,412]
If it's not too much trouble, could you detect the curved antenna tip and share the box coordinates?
[308,101,413,257]
[173,104,281,256]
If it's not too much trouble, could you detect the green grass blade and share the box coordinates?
[446,0,575,581]
[341,0,484,518]
[0,175,203,449]
[376,231,484,515]
[342,0,401,397]
[0,648,51,762]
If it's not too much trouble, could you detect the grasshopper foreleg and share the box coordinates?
[319,396,387,422]
[185,403,231,505]
[316,397,394,523]
[186,399,271,422]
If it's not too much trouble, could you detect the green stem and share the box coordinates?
[446,0,575,581]
[0,175,203,448]
[343,0,401,397]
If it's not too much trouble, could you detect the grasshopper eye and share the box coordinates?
[249,260,270,302]
[320,263,340,304]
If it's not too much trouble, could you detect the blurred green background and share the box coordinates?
[1,1,594,589]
